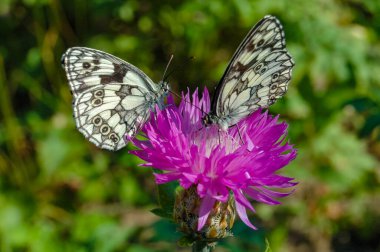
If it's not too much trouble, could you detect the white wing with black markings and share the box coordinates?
[205,15,294,130]
[62,47,169,151]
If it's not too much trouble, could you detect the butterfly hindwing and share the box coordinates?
[212,15,294,127]
[73,83,153,151]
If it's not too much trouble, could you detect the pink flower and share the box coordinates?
[130,88,297,230]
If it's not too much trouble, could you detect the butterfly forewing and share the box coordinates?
[212,15,294,127]
[62,47,158,98]
[62,47,168,151]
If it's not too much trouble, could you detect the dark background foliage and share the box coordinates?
[0,0,379,251]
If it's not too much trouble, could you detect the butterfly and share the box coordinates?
[203,15,294,131]
[61,47,169,151]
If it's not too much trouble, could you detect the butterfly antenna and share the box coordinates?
[162,55,206,116]
[163,56,195,82]
[162,54,174,81]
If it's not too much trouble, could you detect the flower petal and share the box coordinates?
[233,189,255,212]
[198,195,215,231]
[235,200,257,230]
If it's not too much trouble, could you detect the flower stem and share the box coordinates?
[192,241,213,252]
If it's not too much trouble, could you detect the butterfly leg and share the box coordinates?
[235,124,245,145]
[218,128,221,145]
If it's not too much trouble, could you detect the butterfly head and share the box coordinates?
[202,114,213,126]
[158,80,170,96]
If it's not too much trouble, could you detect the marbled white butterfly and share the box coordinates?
[61,47,169,151]
[203,15,294,130]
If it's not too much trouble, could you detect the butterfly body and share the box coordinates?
[203,15,294,130]
[62,47,169,151]
[202,113,230,131]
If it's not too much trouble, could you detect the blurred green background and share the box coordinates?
[1,0,380,251]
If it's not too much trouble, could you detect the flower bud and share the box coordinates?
[173,186,236,241]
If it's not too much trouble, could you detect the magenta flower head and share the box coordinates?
[130,88,297,234]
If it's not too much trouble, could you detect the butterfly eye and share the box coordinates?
[100,125,111,135]
[92,116,102,126]
[109,133,119,143]
[94,90,104,98]
[91,98,102,107]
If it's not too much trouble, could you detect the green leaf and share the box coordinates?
[150,208,173,219]
[155,176,178,216]
[264,239,272,252]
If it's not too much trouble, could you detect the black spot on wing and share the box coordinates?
[100,63,128,84]
[233,61,248,73]
[83,62,91,69]
[110,104,127,118]
[115,85,134,99]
